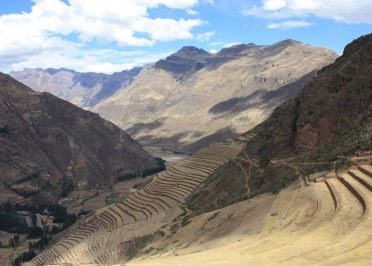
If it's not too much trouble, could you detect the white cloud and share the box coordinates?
[186,8,199,15]
[0,0,205,73]
[209,49,218,53]
[195,31,216,42]
[267,20,314,29]
[263,0,286,10]
[222,42,240,48]
[243,0,372,24]
[209,41,224,46]
[8,47,172,74]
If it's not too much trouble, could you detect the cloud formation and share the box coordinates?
[0,0,205,72]
[244,0,372,24]
[267,20,314,29]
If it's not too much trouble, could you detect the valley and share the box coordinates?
[0,4,370,263]
[22,33,371,266]
[30,141,246,265]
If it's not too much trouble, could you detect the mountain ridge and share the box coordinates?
[10,67,142,109]
[95,39,338,153]
[0,73,158,204]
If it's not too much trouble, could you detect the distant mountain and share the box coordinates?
[10,67,141,108]
[0,73,159,204]
[94,40,338,152]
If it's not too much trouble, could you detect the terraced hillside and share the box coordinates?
[30,141,246,265]
[127,162,372,266]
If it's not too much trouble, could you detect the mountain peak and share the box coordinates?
[219,43,258,56]
[272,39,302,48]
[175,46,209,56]
[343,33,372,57]
[154,46,210,78]
[45,68,76,75]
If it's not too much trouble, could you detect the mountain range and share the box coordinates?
[11,41,338,153]
[94,40,337,152]
[10,67,141,109]
[27,34,372,266]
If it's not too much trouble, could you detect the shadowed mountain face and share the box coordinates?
[244,33,372,161]
[186,34,372,213]
[10,67,141,108]
[155,46,211,78]
[0,73,158,204]
[94,40,338,152]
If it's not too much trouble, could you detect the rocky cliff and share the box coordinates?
[245,34,372,161]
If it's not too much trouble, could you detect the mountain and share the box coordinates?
[94,40,338,153]
[10,67,141,109]
[188,33,372,212]
[0,73,159,204]
[25,35,371,266]
[245,33,372,161]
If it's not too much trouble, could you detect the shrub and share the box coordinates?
[0,125,9,134]
[61,179,74,197]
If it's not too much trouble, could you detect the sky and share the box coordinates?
[0,0,371,73]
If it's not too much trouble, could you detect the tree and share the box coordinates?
[31,213,37,227]
[14,235,20,247]
[9,238,14,248]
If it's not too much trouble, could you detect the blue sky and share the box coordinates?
[0,0,371,73]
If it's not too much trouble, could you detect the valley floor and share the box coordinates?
[128,164,372,266]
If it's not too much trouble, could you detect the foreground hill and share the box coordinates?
[10,67,141,108]
[0,73,158,204]
[94,41,337,152]
[128,162,372,266]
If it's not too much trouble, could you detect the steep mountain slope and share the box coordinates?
[245,33,372,161]
[0,73,158,204]
[10,67,141,108]
[188,34,372,212]
[94,41,337,152]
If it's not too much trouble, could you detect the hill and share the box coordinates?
[26,34,372,266]
[188,33,372,211]
[10,67,141,109]
[94,40,337,153]
[0,73,159,205]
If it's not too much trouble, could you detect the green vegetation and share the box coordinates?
[117,157,166,182]
[0,201,77,265]
[117,172,138,182]
[105,196,117,206]
[170,223,179,234]
[1,204,67,264]
[180,216,191,227]
[15,172,40,184]
[12,250,36,266]
[0,125,9,134]
[61,179,74,197]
